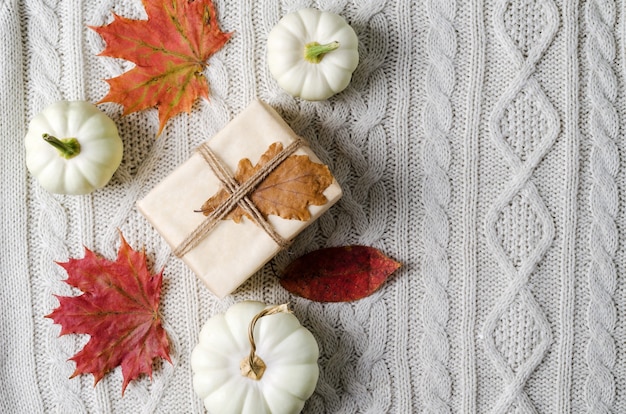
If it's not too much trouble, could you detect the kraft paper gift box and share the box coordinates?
[137,100,342,298]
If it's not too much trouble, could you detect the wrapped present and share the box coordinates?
[137,100,342,298]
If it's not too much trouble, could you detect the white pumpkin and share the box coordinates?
[24,100,123,195]
[267,8,359,101]
[191,301,319,414]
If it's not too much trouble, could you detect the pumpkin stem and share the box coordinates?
[240,303,292,380]
[43,134,81,159]
[304,41,340,64]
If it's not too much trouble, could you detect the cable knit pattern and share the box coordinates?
[483,0,558,412]
[585,0,619,412]
[4,0,626,412]
[25,0,88,411]
[0,1,43,412]
[420,0,455,412]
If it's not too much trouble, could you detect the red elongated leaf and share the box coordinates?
[46,232,171,395]
[91,0,232,135]
[280,246,401,302]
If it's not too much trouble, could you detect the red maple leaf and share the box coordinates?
[46,233,171,395]
[91,0,232,135]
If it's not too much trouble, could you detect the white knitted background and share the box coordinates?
[2,0,626,412]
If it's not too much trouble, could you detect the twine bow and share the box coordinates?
[173,138,305,258]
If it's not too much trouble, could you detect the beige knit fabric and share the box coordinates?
[2,0,626,412]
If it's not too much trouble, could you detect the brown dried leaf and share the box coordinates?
[201,142,333,222]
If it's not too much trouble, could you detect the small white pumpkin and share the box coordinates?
[267,8,359,101]
[24,100,123,195]
[191,301,319,414]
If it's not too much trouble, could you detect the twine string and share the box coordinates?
[173,138,305,257]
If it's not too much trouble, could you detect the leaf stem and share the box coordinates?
[304,41,340,64]
[43,133,81,159]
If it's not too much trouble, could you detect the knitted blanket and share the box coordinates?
[2,0,625,412]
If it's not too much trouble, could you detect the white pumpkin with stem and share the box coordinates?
[191,301,320,414]
[24,100,123,195]
[267,8,359,101]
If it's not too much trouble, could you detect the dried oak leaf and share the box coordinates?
[200,142,334,222]
[91,0,231,135]
[280,246,401,302]
[46,233,171,395]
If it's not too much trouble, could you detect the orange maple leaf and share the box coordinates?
[91,0,231,135]
[46,233,171,395]
[200,142,334,222]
